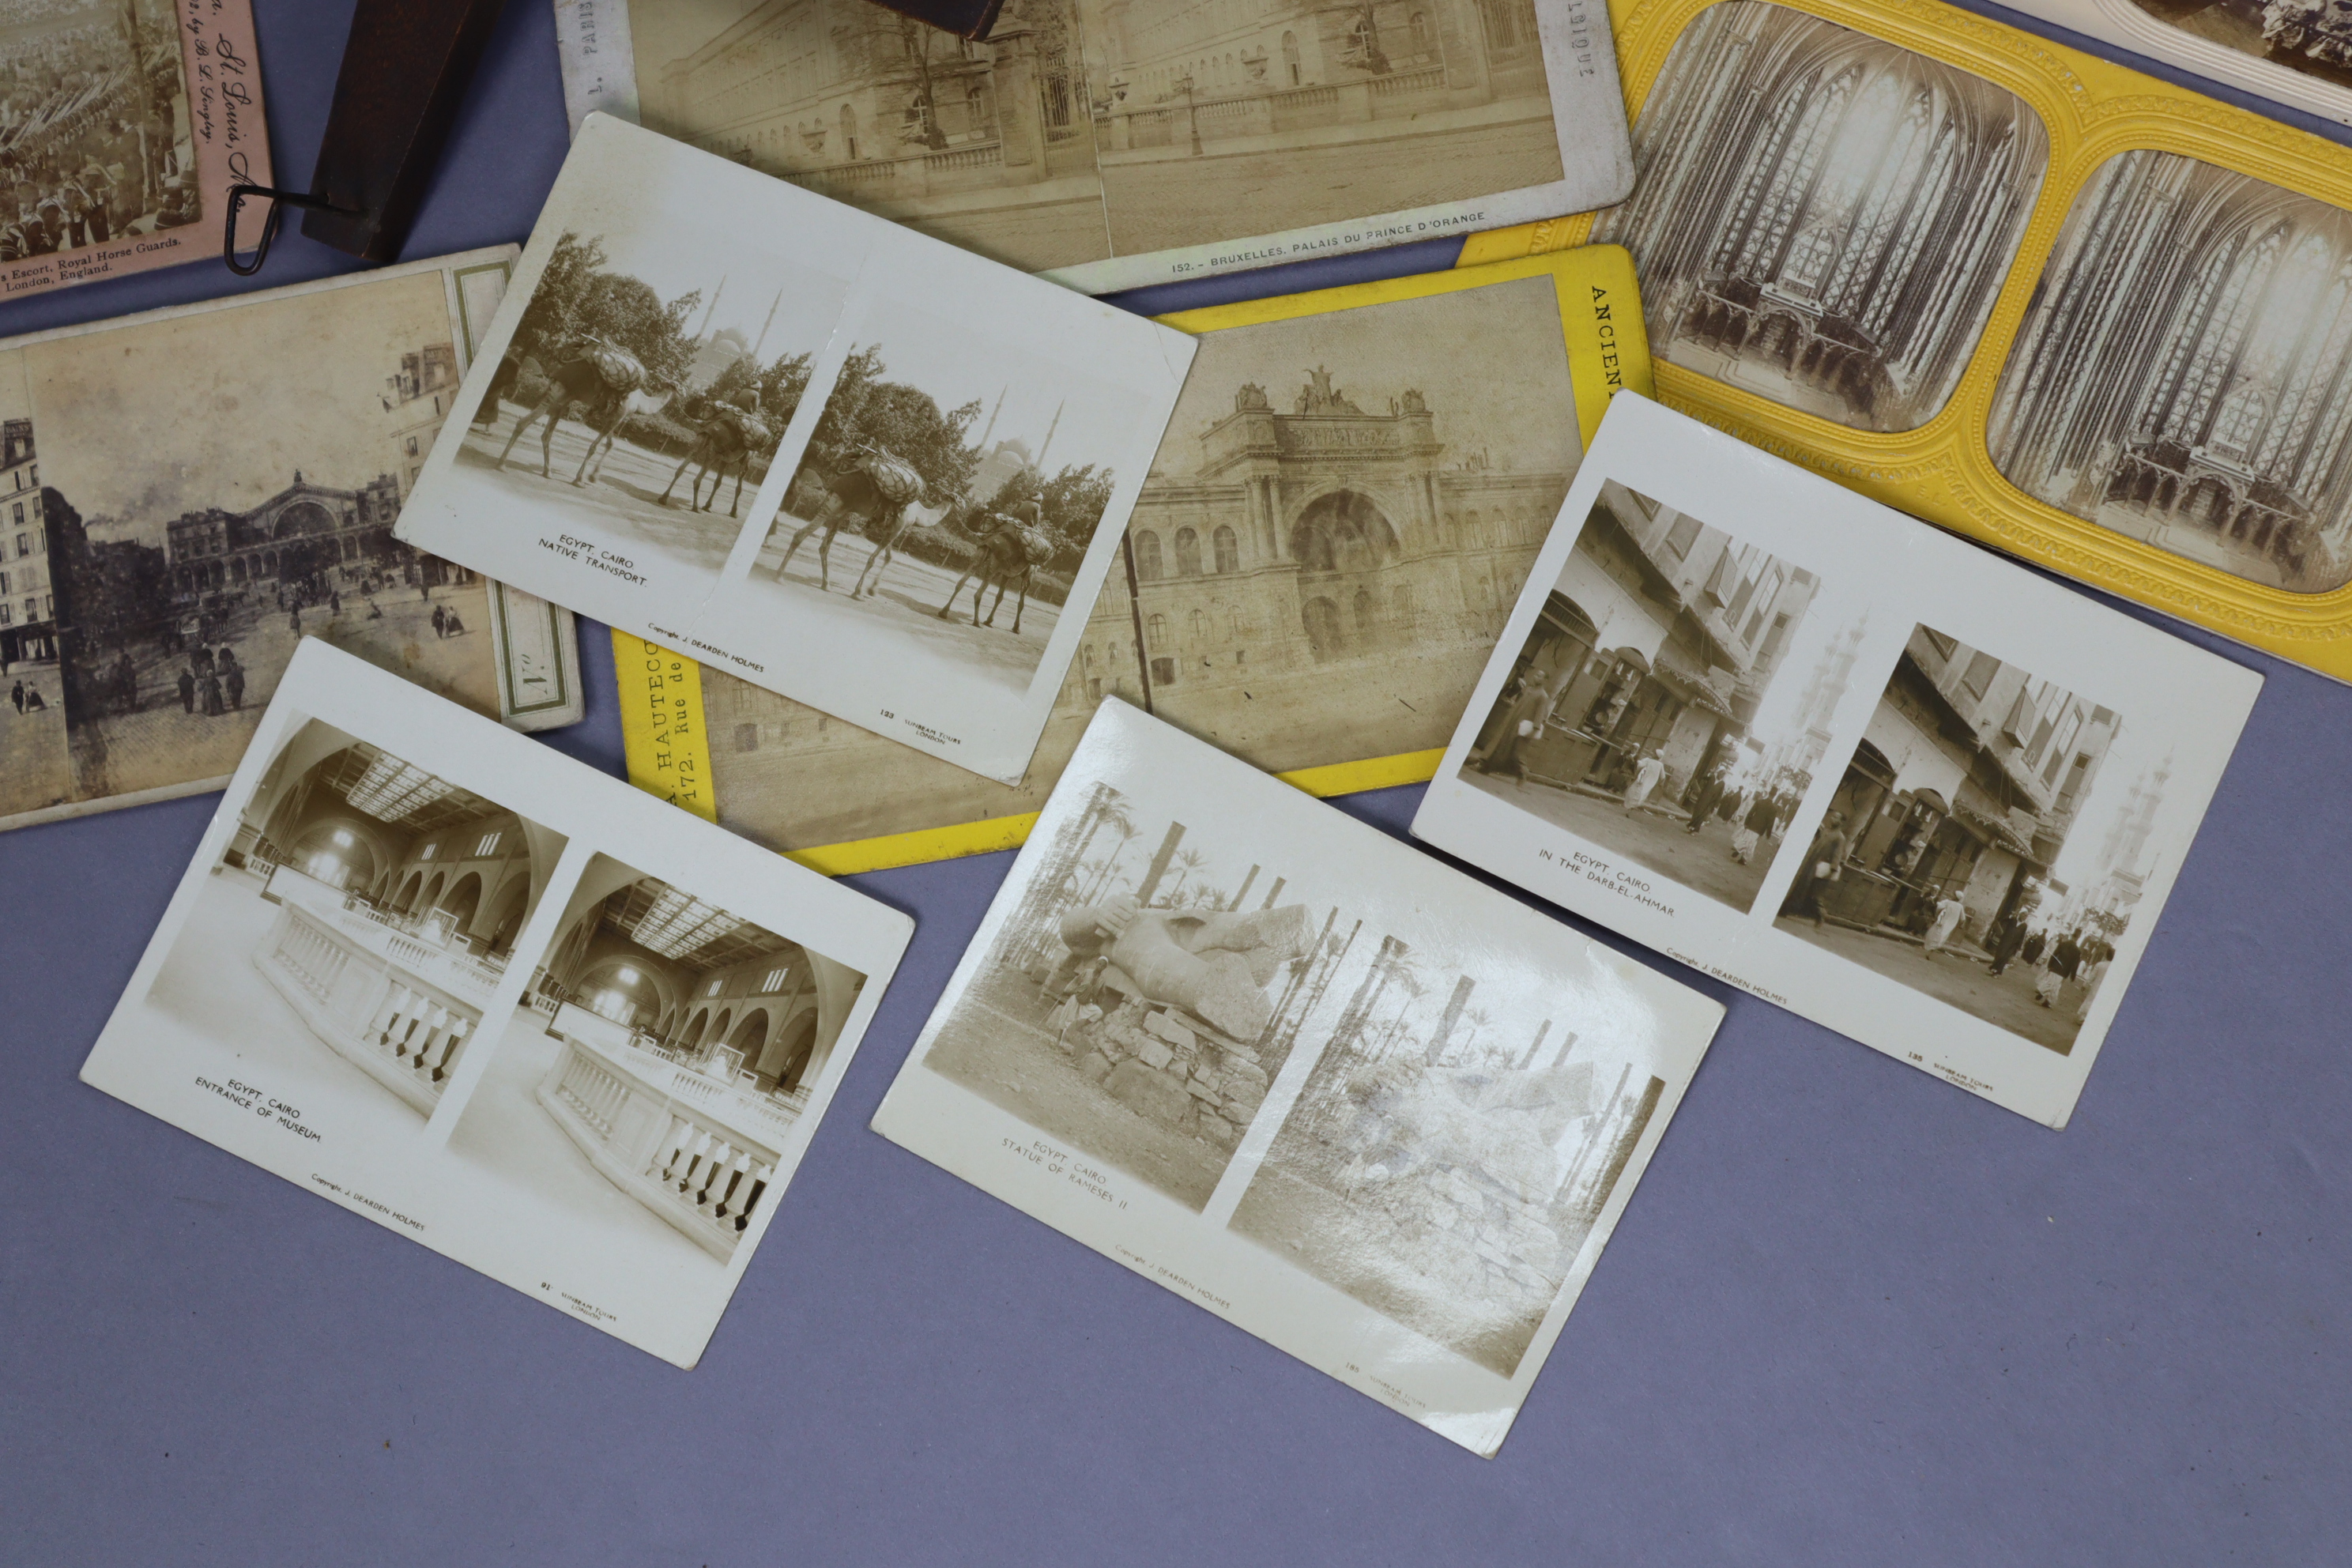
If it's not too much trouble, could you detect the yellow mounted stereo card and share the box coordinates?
[1464,0,2352,683]
[620,246,1652,876]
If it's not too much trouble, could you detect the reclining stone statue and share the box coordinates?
[1046,894,1313,1040]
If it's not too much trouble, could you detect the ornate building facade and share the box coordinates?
[163,473,406,597]
[1595,2,2048,432]
[1989,152,2352,592]
[1094,367,1571,769]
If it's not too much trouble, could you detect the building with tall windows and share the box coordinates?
[1595,2,2049,432]
[1097,368,1571,770]
[1990,151,2352,592]
[1,417,55,673]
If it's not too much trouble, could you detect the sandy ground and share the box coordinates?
[457,412,752,581]
[445,1007,721,1275]
[1776,916,2090,1054]
[752,514,1061,695]
[921,965,1236,1211]
[1464,767,1791,913]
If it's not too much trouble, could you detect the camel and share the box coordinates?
[850,494,956,600]
[775,447,926,593]
[494,341,649,487]
[660,394,773,518]
[935,504,1051,635]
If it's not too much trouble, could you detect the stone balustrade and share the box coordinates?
[534,1011,805,1261]
[256,895,495,1114]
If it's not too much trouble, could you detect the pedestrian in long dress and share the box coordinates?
[9,679,22,714]
[2037,932,2082,1008]
[200,672,224,716]
[1476,669,1550,782]
[1732,792,1780,863]
[432,604,447,640]
[1622,748,1666,814]
[1781,811,1850,925]
[1683,764,1724,835]
[176,666,194,713]
[1921,891,1967,959]
[2022,929,2048,966]
[1988,914,2029,976]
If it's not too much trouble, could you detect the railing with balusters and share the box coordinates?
[255,899,491,1116]
[536,1028,805,1261]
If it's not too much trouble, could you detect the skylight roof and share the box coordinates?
[343,755,458,822]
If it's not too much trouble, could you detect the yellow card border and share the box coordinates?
[1461,0,2352,682]
[616,246,1653,876]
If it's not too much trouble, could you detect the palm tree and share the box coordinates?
[1163,847,1209,906]
[1458,1007,1492,1065]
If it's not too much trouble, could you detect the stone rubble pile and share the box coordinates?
[1054,997,1271,1152]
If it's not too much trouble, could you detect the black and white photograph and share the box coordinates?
[1414,394,2262,1128]
[397,115,1195,785]
[1229,973,1669,1378]
[1989,151,2352,594]
[450,854,869,1268]
[1593,0,2049,432]
[873,698,1722,1454]
[0,250,575,835]
[1774,624,2165,1057]
[646,254,1628,867]
[1459,479,1851,914]
[560,0,1634,292]
[140,715,566,1133]
[451,216,838,590]
[77,640,914,1367]
[2120,0,2352,81]
[748,300,1144,694]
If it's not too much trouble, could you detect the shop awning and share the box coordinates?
[1909,787,1951,815]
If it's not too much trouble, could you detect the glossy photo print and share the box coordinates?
[394,115,1195,785]
[1413,394,2260,1129]
[77,640,912,1368]
[870,698,1722,1456]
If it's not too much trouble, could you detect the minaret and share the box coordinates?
[1035,399,1065,469]
[978,386,1007,450]
[697,275,726,342]
[748,289,782,359]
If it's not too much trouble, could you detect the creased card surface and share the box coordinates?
[869,698,1723,1457]
[394,115,1196,786]
[1412,393,2263,1129]
[77,639,913,1368]
[0,247,583,837]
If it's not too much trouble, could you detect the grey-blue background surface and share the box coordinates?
[2,2,2343,1561]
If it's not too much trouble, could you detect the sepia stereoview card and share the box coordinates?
[1457,0,2352,688]
[2002,0,2352,133]
[393,114,1195,786]
[611,244,1651,874]
[0,0,269,300]
[77,639,914,1368]
[0,247,585,835]
[1412,394,2262,1129]
[869,697,1722,1455]
[548,0,1634,292]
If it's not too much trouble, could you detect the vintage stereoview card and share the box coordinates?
[2003,0,2352,132]
[0,248,583,835]
[1459,0,2352,687]
[1414,394,2262,1129]
[869,698,1721,1455]
[551,0,1634,291]
[0,1,268,300]
[609,245,1649,874]
[77,639,913,1368]
[394,114,1194,785]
